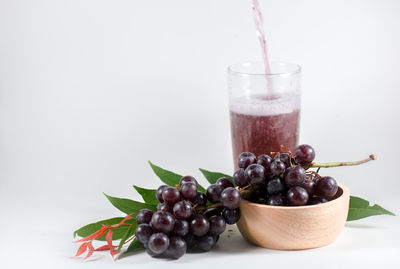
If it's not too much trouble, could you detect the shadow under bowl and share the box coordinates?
[236,184,350,250]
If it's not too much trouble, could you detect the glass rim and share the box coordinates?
[228,61,301,77]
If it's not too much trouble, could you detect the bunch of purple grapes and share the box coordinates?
[234,144,339,206]
[135,175,241,259]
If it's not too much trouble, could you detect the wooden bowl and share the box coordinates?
[236,184,350,250]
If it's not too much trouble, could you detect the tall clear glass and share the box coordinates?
[228,61,301,168]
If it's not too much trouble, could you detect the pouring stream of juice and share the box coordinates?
[252,0,273,95]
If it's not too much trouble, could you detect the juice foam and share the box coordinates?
[229,93,300,116]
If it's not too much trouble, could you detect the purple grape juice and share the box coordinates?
[230,93,300,168]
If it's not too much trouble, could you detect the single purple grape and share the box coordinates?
[180,182,197,200]
[150,211,175,233]
[173,200,193,220]
[266,177,285,194]
[162,187,181,205]
[220,187,241,209]
[179,175,198,186]
[245,164,265,185]
[136,209,153,224]
[284,166,306,187]
[314,176,338,199]
[216,177,234,190]
[147,233,169,255]
[237,152,257,169]
[208,215,226,235]
[294,144,316,165]
[190,215,210,237]
[173,219,189,236]
[222,208,241,224]
[206,184,223,203]
[287,186,309,206]
[135,223,153,243]
[269,160,286,176]
[300,179,315,196]
[257,154,272,171]
[233,168,248,187]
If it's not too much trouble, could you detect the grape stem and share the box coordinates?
[309,154,376,168]
[195,202,222,213]
[238,185,260,196]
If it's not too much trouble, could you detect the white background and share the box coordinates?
[1,0,399,268]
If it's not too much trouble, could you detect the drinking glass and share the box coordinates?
[228,61,301,168]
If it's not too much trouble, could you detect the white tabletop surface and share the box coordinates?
[2,206,400,269]
[1,0,399,268]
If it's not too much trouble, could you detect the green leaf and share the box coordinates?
[148,161,182,186]
[133,185,158,204]
[347,195,396,221]
[118,238,145,259]
[149,161,206,192]
[197,185,206,193]
[104,193,157,215]
[199,168,232,185]
[126,237,145,252]
[117,225,134,251]
[73,217,137,241]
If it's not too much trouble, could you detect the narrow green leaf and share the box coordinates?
[199,168,232,185]
[133,185,158,204]
[117,225,134,251]
[148,161,182,186]
[104,193,157,215]
[126,237,145,252]
[148,161,206,192]
[73,217,137,241]
[74,217,122,238]
[197,185,206,193]
[118,238,145,259]
[347,195,396,221]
